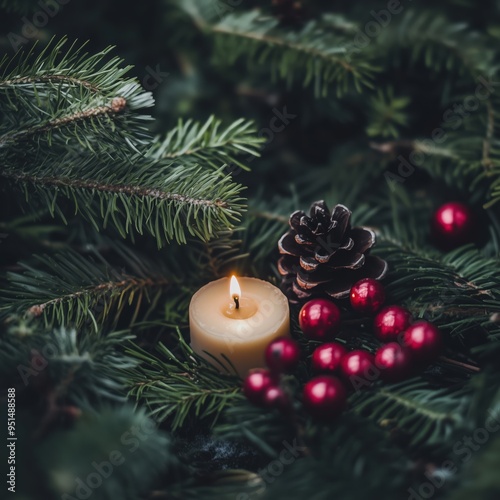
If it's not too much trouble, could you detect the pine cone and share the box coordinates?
[278,201,388,303]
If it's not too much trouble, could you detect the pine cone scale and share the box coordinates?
[300,256,320,271]
[329,251,365,269]
[350,227,377,253]
[278,233,303,256]
[323,256,389,299]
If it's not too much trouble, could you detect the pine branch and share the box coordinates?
[242,192,297,266]
[149,115,263,170]
[187,229,247,280]
[366,87,411,139]
[179,2,377,96]
[376,241,500,335]
[350,379,470,454]
[0,38,154,154]
[380,10,495,77]
[261,415,411,500]
[447,432,500,500]
[38,406,176,500]
[0,243,179,330]
[0,42,258,246]
[0,150,246,246]
[126,330,241,430]
[473,93,500,207]
[0,326,137,403]
[214,398,295,457]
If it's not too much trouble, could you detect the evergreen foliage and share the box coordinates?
[2,0,500,499]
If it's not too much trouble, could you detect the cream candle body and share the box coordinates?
[189,277,290,378]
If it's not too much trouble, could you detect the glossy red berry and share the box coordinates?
[262,385,290,411]
[299,299,341,341]
[403,321,442,364]
[302,376,347,420]
[375,343,413,382]
[311,342,347,374]
[340,350,375,385]
[265,337,301,373]
[432,202,475,251]
[350,278,385,314]
[243,369,275,406]
[374,305,413,343]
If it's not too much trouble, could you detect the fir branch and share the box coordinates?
[0,39,132,95]
[0,38,154,153]
[482,99,495,172]
[447,432,500,499]
[180,3,377,96]
[0,74,100,92]
[149,115,263,170]
[0,243,178,330]
[187,230,246,280]
[214,398,295,457]
[2,169,230,208]
[39,406,176,500]
[351,379,470,454]
[262,415,411,500]
[0,96,127,146]
[380,10,496,77]
[366,87,411,139]
[0,326,137,403]
[126,330,241,430]
[376,241,500,335]
[475,93,500,207]
[0,151,246,246]
[241,193,297,266]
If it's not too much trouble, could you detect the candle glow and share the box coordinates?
[189,276,291,377]
[230,275,241,309]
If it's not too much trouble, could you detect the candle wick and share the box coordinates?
[233,295,240,310]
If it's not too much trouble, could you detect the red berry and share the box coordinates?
[432,202,475,251]
[340,350,375,386]
[265,337,301,373]
[375,343,413,382]
[403,321,442,364]
[243,369,275,406]
[262,385,290,411]
[350,278,385,314]
[299,299,341,341]
[374,305,413,343]
[311,342,347,374]
[303,376,347,420]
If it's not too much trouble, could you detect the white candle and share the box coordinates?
[189,276,290,377]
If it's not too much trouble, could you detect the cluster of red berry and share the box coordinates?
[243,277,444,421]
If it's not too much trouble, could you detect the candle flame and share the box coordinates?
[230,275,241,300]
